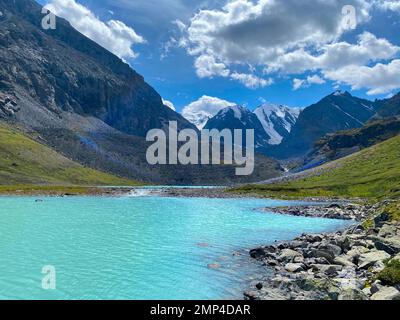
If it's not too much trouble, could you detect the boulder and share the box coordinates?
[334,236,351,251]
[370,281,384,295]
[358,251,391,269]
[371,236,400,255]
[310,250,335,263]
[311,264,343,276]
[338,288,368,301]
[378,224,398,238]
[333,278,363,291]
[319,244,342,257]
[285,263,304,273]
[334,256,356,267]
[250,248,267,259]
[370,286,400,300]
[374,212,390,228]
[278,249,302,263]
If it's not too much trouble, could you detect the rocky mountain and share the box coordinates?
[254,104,301,145]
[269,91,377,159]
[0,0,195,137]
[0,0,283,185]
[376,92,400,118]
[204,105,271,148]
[301,117,400,171]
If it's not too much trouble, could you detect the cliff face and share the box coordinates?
[0,0,194,136]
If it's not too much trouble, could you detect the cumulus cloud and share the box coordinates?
[230,72,273,89]
[181,95,235,128]
[266,32,400,74]
[293,75,326,90]
[45,0,145,59]
[374,0,400,11]
[181,0,372,87]
[162,99,176,111]
[324,59,400,95]
[194,55,230,78]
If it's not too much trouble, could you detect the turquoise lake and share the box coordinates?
[0,196,352,300]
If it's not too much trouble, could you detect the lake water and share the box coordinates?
[0,196,352,300]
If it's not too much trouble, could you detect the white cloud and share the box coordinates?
[181,0,372,87]
[266,32,400,74]
[194,55,230,78]
[45,0,145,59]
[293,75,326,90]
[162,99,176,111]
[374,0,400,11]
[293,79,305,91]
[181,95,235,128]
[230,72,273,89]
[324,59,400,95]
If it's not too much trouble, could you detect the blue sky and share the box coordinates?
[39,0,400,122]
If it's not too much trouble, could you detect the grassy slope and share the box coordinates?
[0,124,140,189]
[233,135,400,200]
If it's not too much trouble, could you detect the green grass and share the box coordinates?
[0,123,141,190]
[377,260,400,286]
[232,135,400,200]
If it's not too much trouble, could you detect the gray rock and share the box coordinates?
[285,263,304,273]
[338,288,368,300]
[370,287,400,300]
[333,278,363,291]
[378,224,398,238]
[358,251,391,269]
[320,244,342,257]
[311,264,343,276]
[334,256,356,267]
[371,236,400,255]
[371,281,384,295]
[310,250,335,264]
[278,249,302,263]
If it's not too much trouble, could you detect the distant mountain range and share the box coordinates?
[204,106,271,148]
[203,104,300,149]
[254,104,301,145]
[200,90,400,161]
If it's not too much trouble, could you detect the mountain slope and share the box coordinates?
[233,134,400,199]
[302,117,400,170]
[204,105,271,148]
[0,123,136,186]
[254,104,301,145]
[376,92,400,118]
[0,0,195,136]
[269,91,377,159]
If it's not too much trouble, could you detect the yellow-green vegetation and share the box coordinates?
[378,259,400,286]
[232,135,400,200]
[0,123,141,191]
[385,202,400,221]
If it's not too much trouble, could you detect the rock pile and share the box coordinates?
[245,203,400,300]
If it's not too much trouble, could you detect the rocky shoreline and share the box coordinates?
[245,201,400,300]
[262,203,369,221]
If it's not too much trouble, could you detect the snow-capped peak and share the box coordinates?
[217,105,249,120]
[254,104,301,145]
